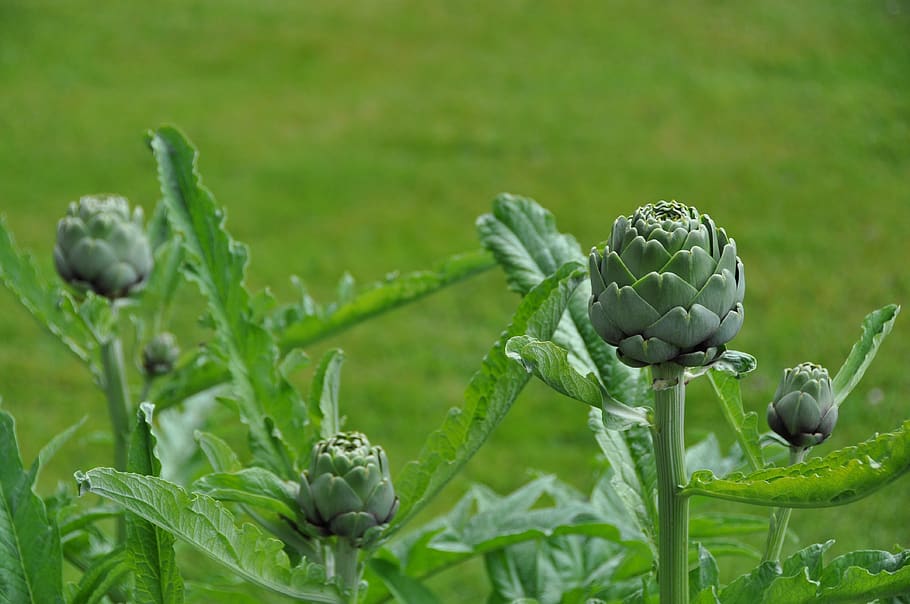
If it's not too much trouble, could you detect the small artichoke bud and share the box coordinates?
[297,432,398,546]
[589,201,745,368]
[766,362,837,448]
[142,332,180,377]
[53,195,153,299]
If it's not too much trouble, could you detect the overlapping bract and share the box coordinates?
[588,201,745,367]
[767,362,838,448]
[297,432,398,546]
[53,195,153,299]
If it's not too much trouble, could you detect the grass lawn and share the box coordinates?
[1,1,908,600]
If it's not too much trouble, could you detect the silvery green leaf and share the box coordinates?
[310,349,344,439]
[477,194,650,409]
[0,217,100,374]
[75,468,340,602]
[707,371,764,471]
[689,544,719,600]
[505,335,649,429]
[367,558,442,604]
[831,304,900,407]
[149,127,301,476]
[126,403,184,604]
[683,420,910,507]
[0,409,64,604]
[278,250,494,349]
[389,264,585,535]
[193,468,299,519]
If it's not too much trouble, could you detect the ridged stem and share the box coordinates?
[651,362,689,604]
[762,447,809,562]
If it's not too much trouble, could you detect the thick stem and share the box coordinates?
[762,447,809,562]
[651,362,689,604]
[332,539,361,603]
[100,332,133,542]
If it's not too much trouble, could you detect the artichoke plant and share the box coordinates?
[142,332,179,377]
[54,195,153,299]
[767,362,838,448]
[588,200,745,367]
[297,432,398,546]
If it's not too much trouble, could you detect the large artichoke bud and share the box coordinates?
[54,195,153,299]
[767,362,837,448]
[588,201,745,368]
[142,332,180,377]
[297,432,398,545]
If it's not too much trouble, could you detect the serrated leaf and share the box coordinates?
[719,560,783,604]
[505,335,602,406]
[182,583,262,604]
[758,569,817,604]
[149,127,301,476]
[75,468,341,602]
[692,587,721,604]
[689,544,719,599]
[505,335,649,429]
[193,433,317,561]
[0,410,64,604]
[589,409,657,552]
[138,234,186,335]
[689,350,756,380]
[310,349,344,439]
[685,433,746,481]
[0,217,100,373]
[195,431,243,473]
[28,416,85,487]
[367,558,442,604]
[278,250,495,350]
[126,403,184,604]
[148,350,231,412]
[832,304,900,407]
[389,264,585,535]
[819,549,910,601]
[696,539,762,562]
[428,476,624,555]
[683,420,910,507]
[193,468,299,519]
[57,504,121,540]
[689,514,768,539]
[707,371,764,471]
[477,194,650,409]
[68,548,131,604]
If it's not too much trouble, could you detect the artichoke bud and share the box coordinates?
[142,332,180,377]
[54,195,153,299]
[767,362,837,448]
[588,200,745,368]
[297,431,399,546]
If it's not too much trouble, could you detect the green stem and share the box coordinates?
[762,447,809,562]
[651,362,689,604]
[100,329,133,542]
[333,539,361,603]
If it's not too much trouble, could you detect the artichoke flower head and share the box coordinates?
[767,362,838,448]
[142,332,180,377]
[589,201,745,368]
[297,431,398,546]
[54,195,153,299]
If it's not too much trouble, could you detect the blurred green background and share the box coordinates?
[1,1,908,601]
